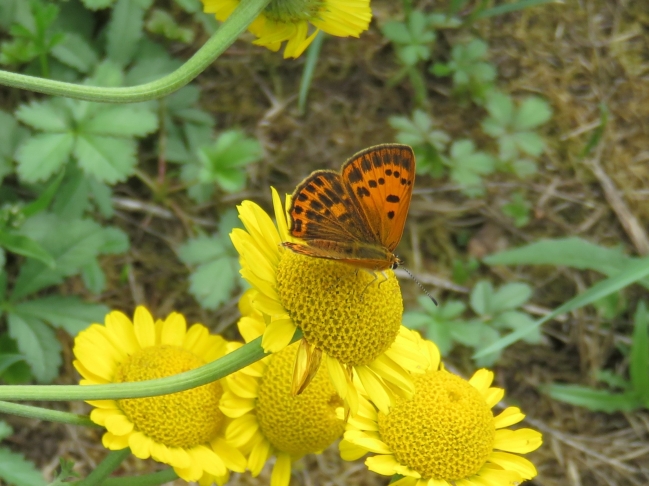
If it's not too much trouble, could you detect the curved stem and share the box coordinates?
[0,0,271,103]
[0,330,302,401]
[102,468,178,486]
[0,400,98,427]
[76,449,131,486]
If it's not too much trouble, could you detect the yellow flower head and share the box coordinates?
[340,340,543,486]
[230,189,426,416]
[73,307,246,485]
[219,295,345,486]
[202,0,372,58]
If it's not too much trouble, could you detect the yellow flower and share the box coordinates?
[73,307,246,485]
[219,293,345,486]
[229,189,425,417]
[202,0,372,58]
[340,339,543,486]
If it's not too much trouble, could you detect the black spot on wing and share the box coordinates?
[356,186,371,198]
[305,183,316,193]
[294,219,302,232]
[400,178,407,185]
[348,167,363,183]
[378,177,385,185]
[361,156,372,172]
[386,195,400,203]
[319,193,334,208]
[393,171,400,178]
[387,211,395,219]
[294,205,303,214]
[385,169,392,176]
[298,193,308,201]
[310,199,323,211]
[368,180,378,188]
[313,177,325,187]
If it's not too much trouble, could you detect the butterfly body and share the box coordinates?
[283,144,415,271]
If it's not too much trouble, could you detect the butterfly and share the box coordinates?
[282,144,415,271]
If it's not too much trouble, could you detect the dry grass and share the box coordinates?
[2,0,649,485]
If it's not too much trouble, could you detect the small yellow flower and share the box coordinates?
[73,307,246,485]
[340,339,543,486]
[230,189,426,416]
[202,0,372,58]
[219,293,345,486]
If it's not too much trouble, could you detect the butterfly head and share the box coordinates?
[391,255,403,270]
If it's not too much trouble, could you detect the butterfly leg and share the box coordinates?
[377,271,390,289]
[358,271,380,301]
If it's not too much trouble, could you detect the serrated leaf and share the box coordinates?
[7,313,61,383]
[0,354,26,376]
[16,133,74,182]
[0,447,46,486]
[50,32,98,73]
[52,168,91,219]
[381,22,411,44]
[12,296,109,336]
[82,105,158,137]
[88,179,114,218]
[106,0,149,66]
[81,259,106,294]
[630,301,649,400]
[74,134,136,183]
[514,97,552,130]
[12,215,111,300]
[512,131,545,157]
[178,234,226,265]
[485,92,514,126]
[15,100,69,132]
[470,280,494,315]
[491,282,532,313]
[187,256,238,310]
[0,230,55,267]
[545,384,641,413]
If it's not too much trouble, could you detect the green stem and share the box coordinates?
[0,331,302,401]
[0,0,271,103]
[102,468,178,486]
[76,449,131,486]
[0,400,98,427]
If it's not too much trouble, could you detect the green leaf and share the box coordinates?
[513,97,552,130]
[0,109,29,182]
[50,32,98,73]
[491,282,532,312]
[7,313,62,383]
[484,92,514,127]
[474,256,649,358]
[630,301,649,401]
[495,310,542,343]
[82,105,158,137]
[12,215,113,300]
[0,354,26,376]
[81,0,116,9]
[81,259,107,294]
[22,169,66,218]
[106,0,151,66]
[0,230,55,267]
[544,384,641,413]
[483,237,649,289]
[74,135,137,183]
[470,280,494,315]
[16,133,74,182]
[15,100,70,132]
[0,447,46,486]
[146,9,194,43]
[13,296,109,336]
[381,22,412,44]
[51,168,91,219]
[0,421,12,441]
[88,179,114,218]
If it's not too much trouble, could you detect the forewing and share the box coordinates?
[289,170,375,243]
[341,144,415,251]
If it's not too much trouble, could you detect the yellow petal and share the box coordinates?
[493,407,525,429]
[238,316,265,343]
[105,413,134,436]
[167,446,191,469]
[271,187,291,243]
[102,431,129,450]
[220,394,256,418]
[344,430,391,454]
[364,454,400,476]
[190,445,226,477]
[248,437,272,476]
[469,369,494,392]
[356,366,393,415]
[488,451,538,479]
[226,415,260,447]
[270,452,292,486]
[128,431,153,459]
[494,428,543,453]
[211,437,247,472]
[104,311,138,355]
[339,438,367,461]
[483,387,505,408]
[160,312,187,345]
[133,306,155,348]
[226,370,259,398]
[261,317,296,353]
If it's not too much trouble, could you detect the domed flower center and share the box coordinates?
[276,252,403,366]
[263,0,324,22]
[256,343,345,455]
[115,345,224,448]
[377,371,495,480]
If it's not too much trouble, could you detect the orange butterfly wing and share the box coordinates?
[286,144,415,269]
[340,144,415,252]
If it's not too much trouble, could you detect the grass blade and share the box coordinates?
[298,31,325,116]
[474,256,649,358]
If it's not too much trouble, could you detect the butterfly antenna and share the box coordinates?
[401,266,438,306]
